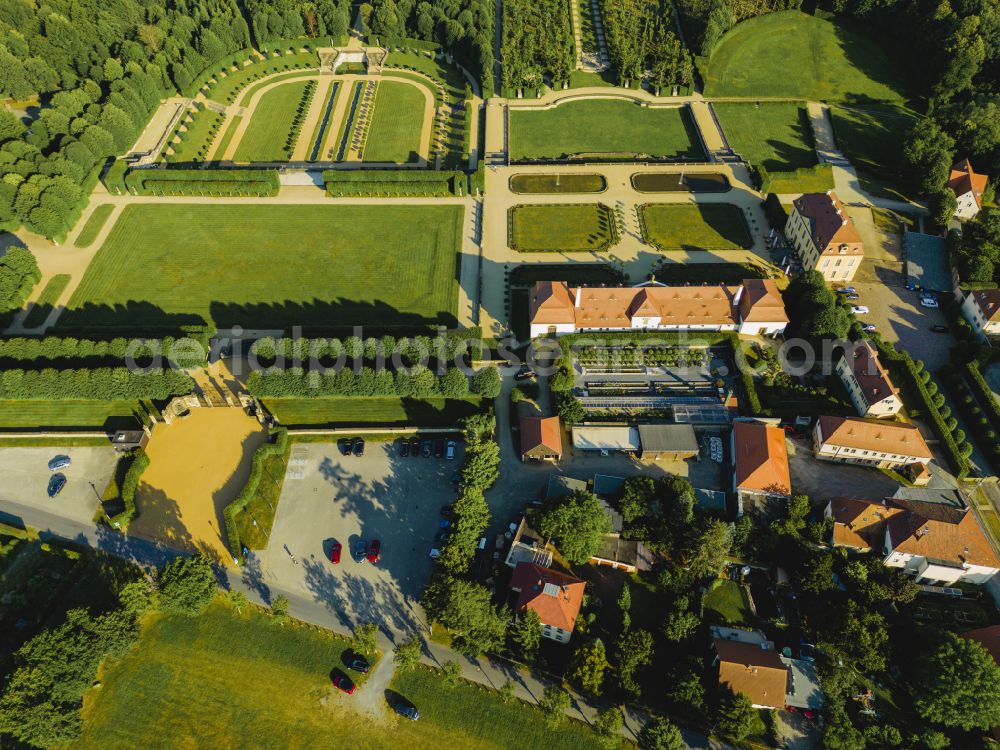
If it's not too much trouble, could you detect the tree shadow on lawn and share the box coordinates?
[830,20,915,105]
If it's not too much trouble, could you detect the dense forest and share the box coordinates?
[244,0,351,44]
[500,0,574,91]
[603,0,693,90]
[675,0,801,56]
[365,0,495,94]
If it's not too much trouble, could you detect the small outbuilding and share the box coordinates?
[110,430,148,452]
[519,416,562,461]
[637,423,699,460]
[572,425,640,455]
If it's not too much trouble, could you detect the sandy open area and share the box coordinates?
[128,408,267,565]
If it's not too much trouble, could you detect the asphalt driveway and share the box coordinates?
[253,439,464,637]
[0,446,117,523]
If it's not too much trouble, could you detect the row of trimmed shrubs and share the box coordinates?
[123,168,280,196]
[224,427,288,560]
[245,365,472,399]
[250,330,484,364]
[102,448,150,528]
[0,368,193,401]
[941,364,1000,472]
[0,336,209,368]
[323,170,465,197]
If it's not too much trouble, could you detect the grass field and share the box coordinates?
[703,579,753,624]
[362,81,427,163]
[509,204,616,252]
[713,102,817,172]
[704,11,909,102]
[509,174,606,193]
[169,107,224,163]
[261,397,483,427]
[75,205,115,248]
[63,204,463,331]
[0,400,139,429]
[390,666,606,750]
[233,80,311,162]
[233,441,290,550]
[22,274,70,328]
[510,101,703,161]
[208,52,318,105]
[640,204,751,251]
[306,80,341,161]
[829,104,920,200]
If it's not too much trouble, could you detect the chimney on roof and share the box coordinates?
[575,287,581,307]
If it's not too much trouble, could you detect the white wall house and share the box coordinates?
[786,191,864,283]
[960,289,1000,338]
[835,341,902,418]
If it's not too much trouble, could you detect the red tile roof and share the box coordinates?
[828,497,903,550]
[792,191,863,253]
[520,416,562,457]
[962,624,1000,664]
[842,340,898,407]
[949,159,989,207]
[733,421,791,496]
[887,503,1000,569]
[714,639,788,709]
[510,563,585,632]
[816,416,932,460]
[971,290,1000,324]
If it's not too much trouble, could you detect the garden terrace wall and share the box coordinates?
[123,168,280,196]
[224,427,288,560]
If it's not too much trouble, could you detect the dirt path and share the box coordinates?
[353,650,397,720]
[292,77,336,161]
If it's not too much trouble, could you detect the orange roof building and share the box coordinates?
[962,624,1000,665]
[826,497,905,551]
[713,639,789,710]
[949,159,989,219]
[519,416,562,461]
[835,340,901,418]
[527,280,788,338]
[731,421,791,513]
[960,289,1000,338]
[510,563,585,644]
[786,191,864,283]
[813,416,932,469]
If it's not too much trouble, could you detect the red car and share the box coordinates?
[332,674,356,694]
[367,539,381,564]
[329,542,342,564]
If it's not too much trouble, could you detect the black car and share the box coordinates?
[395,704,419,721]
[47,473,66,498]
[440,504,455,519]
[433,439,444,458]
[337,438,352,456]
[399,438,410,458]
[347,655,370,673]
[514,366,536,382]
[436,531,450,544]
[352,437,365,456]
[420,439,433,458]
[930,324,949,333]
[410,437,420,457]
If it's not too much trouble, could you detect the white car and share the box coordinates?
[851,305,869,314]
[920,298,939,308]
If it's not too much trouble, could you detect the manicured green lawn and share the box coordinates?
[233,442,290,550]
[75,205,115,248]
[306,80,341,161]
[233,80,312,162]
[63,204,463,331]
[640,204,751,251]
[829,104,920,201]
[71,603,369,750]
[262,397,483,427]
[0,400,139,429]
[169,107,223,163]
[713,102,817,172]
[22,274,70,328]
[704,11,909,102]
[510,204,616,252]
[509,173,606,194]
[362,80,427,163]
[510,101,704,160]
[390,666,607,750]
[208,52,318,105]
[703,579,754,624]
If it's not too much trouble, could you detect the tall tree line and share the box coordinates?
[500,0,574,91]
[366,0,495,93]
[674,0,801,57]
[244,0,350,44]
[602,0,693,89]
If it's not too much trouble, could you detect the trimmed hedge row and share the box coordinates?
[0,368,194,401]
[184,49,256,98]
[877,342,971,477]
[0,336,209,368]
[103,448,150,527]
[224,427,289,560]
[250,331,483,363]
[965,359,1000,433]
[124,168,280,196]
[0,246,40,318]
[557,331,733,350]
[941,364,1000,472]
[103,159,129,194]
[323,170,465,197]
[245,365,470,398]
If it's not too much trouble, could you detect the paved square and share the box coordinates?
[256,439,465,635]
[0,446,117,524]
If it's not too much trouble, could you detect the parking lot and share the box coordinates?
[254,438,465,636]
[0,446,118,523]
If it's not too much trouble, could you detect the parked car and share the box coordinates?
[399,438,409,458]
[861,323,877,332]
[851,305,869,314]
[514,366,536,381]
[920,298,939,308]
[337,438,352,456]
[835,286,857,295]
[440,504,455,518]
[347,655,370,673]
[47,473,66,498]
[930,324,949,333]
[367,539,381,564]
[329,542,342,564]
[845,293,860,301]
[409,437,420,457]
[434,439,444,458]
[332,674,356,695]
[436,531,450,545]
[428,548,441,560]
[47,455,71,471]
[439,519,453,530]
[799,642,817,663]
[395,704,420,721]
[420,439,433,458]
[354,539,367,562]
[445,440,456,460]
[352,437,365,456]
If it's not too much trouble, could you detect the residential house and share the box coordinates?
[509,562,586,643]
[731,420,791,516]
[590,536,653,573]
[826,497,903,551]
[505,516,553,569]
[519,415,562,461]
[637,423,699,460]
[960,289,1000,339]
[713,638,789,710]
[785,191,864,282]
[949,159,989,220]
[813,416,932,470]
[527,279,789,338]
[835,340,901,418]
